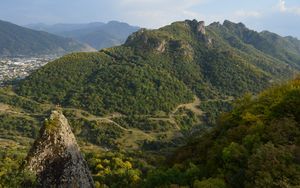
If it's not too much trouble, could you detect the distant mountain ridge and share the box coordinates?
[0,20,95,57]
[26,22,105,35]
[26,21,140,50]
[221,20,300,69]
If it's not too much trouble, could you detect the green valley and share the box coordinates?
[0,19,300,187]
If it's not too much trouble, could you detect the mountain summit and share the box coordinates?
[24,110,94,188]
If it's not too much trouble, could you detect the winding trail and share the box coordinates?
[172,96,202,116]
[61,96,202,137]
[0,103,11,112]
[62,108,155,139]
[0,96,203,140]
[0,103,26,116]
[148,96,202,129]
[89,117,127,131]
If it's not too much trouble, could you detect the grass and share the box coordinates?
[0,87,203,153]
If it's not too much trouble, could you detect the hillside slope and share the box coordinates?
[16,20,298,117]
[221,20,300,69]
[145,78,300,188]
[0,20,95,57]
[1,19,300,187]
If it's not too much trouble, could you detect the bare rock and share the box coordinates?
[156,40,167,53]
[25,110,94,188]
[197,21,206,35]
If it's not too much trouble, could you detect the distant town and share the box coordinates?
[0,55,58,86]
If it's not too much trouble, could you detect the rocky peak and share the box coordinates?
[184,19,206,35]
[156,40,167,52]
[125,28,168,53]
[209,22,222,28]
[197,21,206,35]
[25,110,94,188]
[223,20,246,30]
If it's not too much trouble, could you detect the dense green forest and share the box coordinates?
[16,19,299,120]
[1,77,299,187]
[145,78,300,188]
[17,51,193,115]
[1,19,300,187]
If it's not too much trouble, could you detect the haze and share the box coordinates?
[0,0,300,38]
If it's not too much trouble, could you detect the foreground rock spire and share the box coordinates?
[25,110,94,188]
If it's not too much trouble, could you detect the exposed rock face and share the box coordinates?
[196,20,213,46]
[25,110,94,188]
[156,40,167,53]
[197,21,206,35]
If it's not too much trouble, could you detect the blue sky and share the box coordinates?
[0,0,300,38]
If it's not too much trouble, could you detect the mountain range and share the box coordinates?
[0,20,95,57]
[0,19,300,187]
[16,20,299,118]
[26,21,140,50]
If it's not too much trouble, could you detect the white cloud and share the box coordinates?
[278,0,300,15]
[278,0,287,12]
[234,10,262,18]
[120,0,203,7]
[116,0,207,28]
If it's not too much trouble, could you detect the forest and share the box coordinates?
[0,19,300,187]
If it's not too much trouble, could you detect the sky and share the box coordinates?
[0,0,300,38]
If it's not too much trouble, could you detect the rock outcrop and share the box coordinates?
[197,21,206,35]
[25,110,94,188]
[155,40,166,52]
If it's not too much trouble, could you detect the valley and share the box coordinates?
[0,18,299,187]
[0,88,202,150]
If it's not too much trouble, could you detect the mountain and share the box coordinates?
[221,20,300,69]
[24,110,94,187]
[1,19,300,187]
[0,20,95,57]
[26,21,140,50]
[25,22,105,34]
[16,20,298,118]
[146,78,300,188]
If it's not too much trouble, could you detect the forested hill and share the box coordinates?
[151,78,300,188]
[0,20,95,57]
[219,20,300,69]
[1,19,300,187]
[16,19,299,116]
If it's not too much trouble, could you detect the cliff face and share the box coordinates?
[25,110,94,188]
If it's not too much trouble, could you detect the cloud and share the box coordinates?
[120,0,203,7]
[116,0,207,28]
[278,0,287,12]
[234,10,262,18]
[278,0,300,15]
